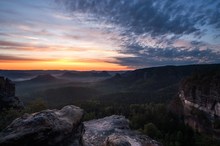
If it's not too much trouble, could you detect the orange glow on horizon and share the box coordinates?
[0,60,132,71]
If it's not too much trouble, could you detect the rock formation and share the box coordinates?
[84,115,162,146]
[0,108,162,146]
[179,72,220,137]
[0,76,23,109]
[0,105,84,146]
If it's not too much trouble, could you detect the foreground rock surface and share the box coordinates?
[83,115,162,146]
[0,107,162,146]
[0,105,84,146]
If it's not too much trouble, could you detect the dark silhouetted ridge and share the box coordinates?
[29,74,57,82]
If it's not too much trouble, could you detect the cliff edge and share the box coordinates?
[179,71,220,137]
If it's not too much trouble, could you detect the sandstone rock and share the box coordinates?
[0,76,23,109]
[104,134,131,146]
[180,72,220,137]
[0,105,84,146]
[180,72,220,117]
[83,115,162,146]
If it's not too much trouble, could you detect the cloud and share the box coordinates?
[114,44,220,68]
[1,0,219,69]
[0,54,50,62]
[0,40,51,51]
[57,0,220,37]
[55,0,220,68]
[0,40,26,47]
[0,40,77,52]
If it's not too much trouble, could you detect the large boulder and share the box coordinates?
[0,105,84,146]
[83,115,162,146]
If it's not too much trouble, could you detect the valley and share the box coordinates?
[1,64,220,146]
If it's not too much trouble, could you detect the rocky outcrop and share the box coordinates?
[179,72,220,137]
[0,77,15,97]
[0,76,23,109]
[61,71,110,78]
[0,107,162,146]
[0,105,84,146]
[83,115,162,146]
[180,76,220,117]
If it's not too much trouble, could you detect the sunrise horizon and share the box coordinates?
[0,59,133,71]
[0,64,132,71]
[1,63,219,72]
[0,0,220,71]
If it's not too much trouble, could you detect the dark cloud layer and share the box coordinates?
[116,44,220,68]
[57,0,220,37]
[53,0,220,68]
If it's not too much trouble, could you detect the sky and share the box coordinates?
[0,0,220,70]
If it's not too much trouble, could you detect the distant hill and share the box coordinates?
[28,74,58,82]
[0,70,33,80]
[96,64,220,102]
[0,70,65,81]
[105,64,220,90]
[14,64,220,106]
[61,71,110,78]
[16,74,64,86]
